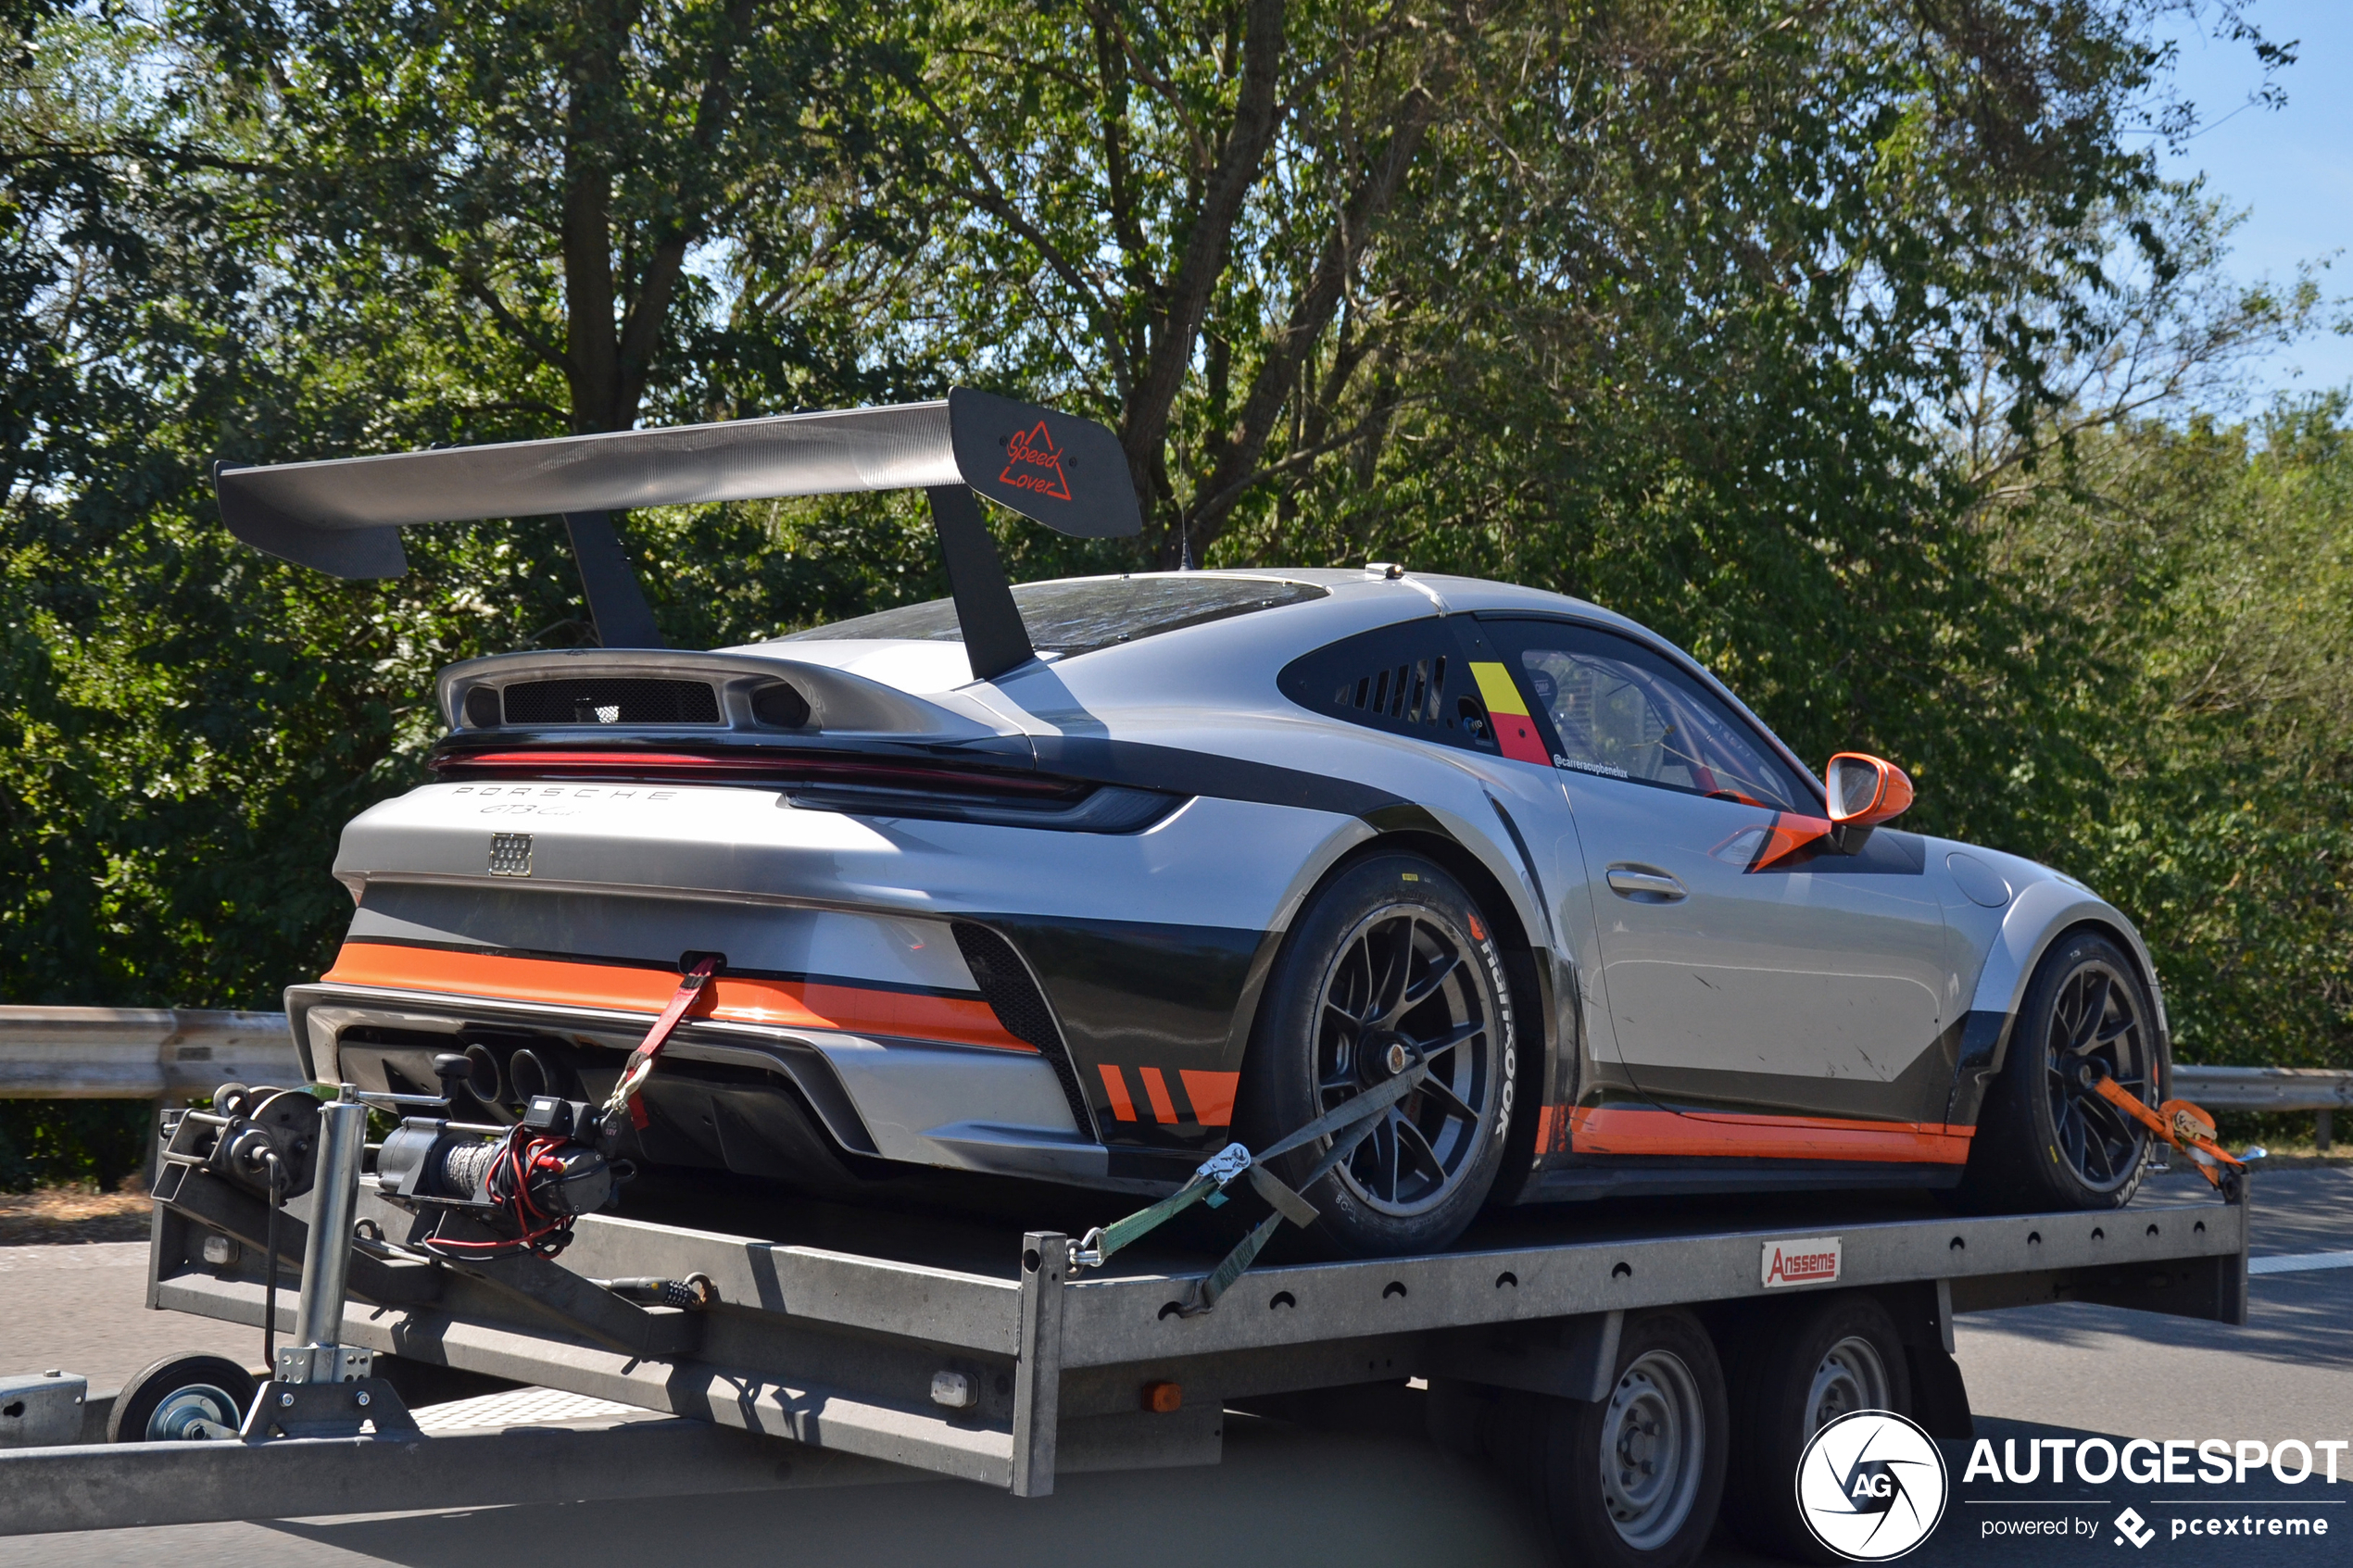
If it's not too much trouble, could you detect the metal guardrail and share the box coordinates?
[2174,1064,2353,1149]
[0,1009,302,1099]
[0,1008,2345,1136]
[2171,1064,2353,1110]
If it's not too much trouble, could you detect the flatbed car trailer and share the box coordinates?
[0,1093,2250,1559]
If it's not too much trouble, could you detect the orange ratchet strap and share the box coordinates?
[604,956,723,1130]
[2090,1074,2246,1192]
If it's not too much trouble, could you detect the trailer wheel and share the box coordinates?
[108,1354,257,1442]
[1515,1308,1728,1568]
[1721,1292,1914,1561]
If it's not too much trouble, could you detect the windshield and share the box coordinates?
[780,575,1327,659]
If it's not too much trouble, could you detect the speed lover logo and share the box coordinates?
[1796,1410,1951,1560]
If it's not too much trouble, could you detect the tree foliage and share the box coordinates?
[1,0,2343,1096]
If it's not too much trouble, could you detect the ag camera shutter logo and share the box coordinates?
[1796,1410,1949,1561]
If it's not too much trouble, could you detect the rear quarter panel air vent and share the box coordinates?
[952,922,1094,1135]
[500,678,722,726]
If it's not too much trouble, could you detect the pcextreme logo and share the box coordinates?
[1797,1410,1950,1560]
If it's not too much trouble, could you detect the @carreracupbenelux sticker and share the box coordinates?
[1795,1410,1950,1561]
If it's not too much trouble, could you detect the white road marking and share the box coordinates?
[0,1242,148,1272]
[2248,1249,2353,1274]
[413,1386,652,1431]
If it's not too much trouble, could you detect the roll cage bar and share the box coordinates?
[211,388,1142,681]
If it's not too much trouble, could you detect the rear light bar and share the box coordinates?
[433,748,1084,800]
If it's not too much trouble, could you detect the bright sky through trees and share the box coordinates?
[2156,0,2353,396]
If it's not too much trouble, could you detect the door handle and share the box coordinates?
[1606,867,1687,901]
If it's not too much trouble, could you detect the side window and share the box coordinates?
[1277,619,1501,754]
[1485,621,1815,811]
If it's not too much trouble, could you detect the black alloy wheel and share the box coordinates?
[1242,852,1515,1256]
[1316,904,1497,1215]
[1958,929,2162,1212]
[2040,959,2154,1195]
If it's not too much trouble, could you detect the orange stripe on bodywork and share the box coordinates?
[1177,1070,1239,1128]
[1567,1106,1973,1163]
[1138,1066,1179,1124]
[1537,1103,1570,1156]
[1098,1064,1138,1122]
[321,940,1034,1053]
[1750,813,1835,871]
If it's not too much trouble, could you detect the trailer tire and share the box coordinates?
[1721,1292,1914,1561]
[108,1353,257,1442]
[1514,1308,1728,1568]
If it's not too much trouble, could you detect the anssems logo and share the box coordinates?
[998,420,1073,501]
[1764,1235,1843,1288]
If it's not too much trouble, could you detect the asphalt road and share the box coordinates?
[6,1165,2349,1567]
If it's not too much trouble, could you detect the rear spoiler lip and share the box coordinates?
[433,647,1022,745]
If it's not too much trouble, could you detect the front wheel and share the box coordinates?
[1957,930,2163,1212]
[1239,852,1515,1257]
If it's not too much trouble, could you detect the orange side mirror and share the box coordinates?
[1824,753,1914,846]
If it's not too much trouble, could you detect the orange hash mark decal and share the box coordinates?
[321,940,1035,1054]
[1177,1070,1239,1128]
[997,420,1072,501]
[1566,1105,1973,1163]
[1137,1065,1179,1124]
[1098,1064,1138,1123]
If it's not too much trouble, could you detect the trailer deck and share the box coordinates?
[2,1136,2249,1545]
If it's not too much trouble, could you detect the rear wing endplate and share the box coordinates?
[213,388,1140,679]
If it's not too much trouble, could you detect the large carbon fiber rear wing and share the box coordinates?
[212,388,1141,679]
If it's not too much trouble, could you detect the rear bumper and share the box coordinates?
[289,983,1173,1195]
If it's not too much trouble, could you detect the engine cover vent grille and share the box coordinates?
[500,678,721,726]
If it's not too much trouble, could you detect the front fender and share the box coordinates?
[1949,875,2170,1125]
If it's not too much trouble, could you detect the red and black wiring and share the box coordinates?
[417,1127,581,1261]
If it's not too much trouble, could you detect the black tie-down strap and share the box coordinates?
[1068,1056,1429,1315]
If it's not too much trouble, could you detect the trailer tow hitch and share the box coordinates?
[2089,1071,2257,1201]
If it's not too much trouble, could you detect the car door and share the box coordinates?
[1478,618,1958,1161]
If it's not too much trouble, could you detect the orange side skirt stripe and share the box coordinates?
[321,940,1035,1054]
[1568,1106,1974,1163]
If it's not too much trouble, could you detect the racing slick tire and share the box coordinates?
[1239,850,1514,1258]
[1719,1291,1915,1562]
[1957,929,2164,1213]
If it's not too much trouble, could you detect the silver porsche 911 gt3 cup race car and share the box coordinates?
[216,391,2170,1257]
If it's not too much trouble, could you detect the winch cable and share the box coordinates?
[603,955,724,1131]
[416,1125,596,1261]
[1069,1054,1430,1315]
